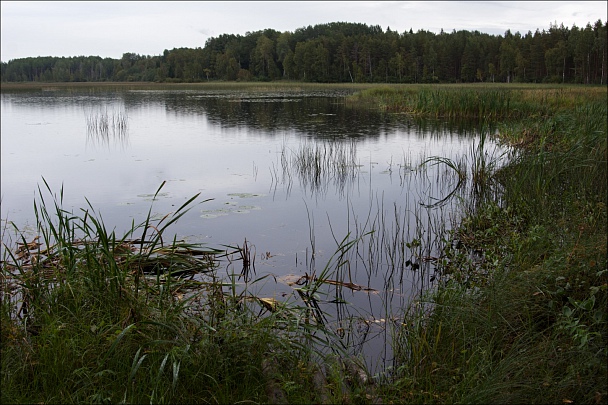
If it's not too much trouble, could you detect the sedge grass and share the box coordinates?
[3,83,605,403]
[369,85,608,403]
[280,138,360,198]
[349,84,607,122]
[0,181,372,404]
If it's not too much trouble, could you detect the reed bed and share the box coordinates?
[349,84,607,123]
[373,85,608,403]
[0,181,378,404]
[349,86,513,119]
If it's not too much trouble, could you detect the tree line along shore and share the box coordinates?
[1,20,606,84]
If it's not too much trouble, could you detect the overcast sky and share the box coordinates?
[1,1,606,62]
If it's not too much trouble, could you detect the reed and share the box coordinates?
[0,181,358,404]
[85,107,129,147]
[289,170,461,378]
[349,84,607,124]
[280,138,360,197]
[381,85,607,403]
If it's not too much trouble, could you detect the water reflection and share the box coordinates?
[1,86,508,374]
[121,89,490,141]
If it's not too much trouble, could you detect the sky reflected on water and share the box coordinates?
[1,86,507,372]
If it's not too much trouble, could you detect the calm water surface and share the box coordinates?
[1,86,504,372]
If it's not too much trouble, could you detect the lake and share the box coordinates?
[0,84,505,373]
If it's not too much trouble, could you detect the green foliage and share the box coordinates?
[385,85,607,404]
[2,84,606,404]
[0,181,354,404]
[2,20,606,84]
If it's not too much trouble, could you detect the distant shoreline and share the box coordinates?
[1,81,158,90]
[2,81,605,93]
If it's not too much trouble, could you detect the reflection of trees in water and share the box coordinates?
[16,88,490,142]
[186,97,389,140]
[152,91,489,141]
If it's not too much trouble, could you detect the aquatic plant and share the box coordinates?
[85,107,129,147]
[1,180,384,403]
[384,85,608,404]
[280,138,360,198]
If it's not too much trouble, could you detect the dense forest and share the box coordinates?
[1,21,606,84]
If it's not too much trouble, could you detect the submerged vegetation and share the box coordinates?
[2,83,607,403]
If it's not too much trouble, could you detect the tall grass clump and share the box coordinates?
[1,181,363,404]
[85,107,129,147]
[279,138,360,197]
[356,85,608,404]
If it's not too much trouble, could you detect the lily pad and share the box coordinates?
[227,192,265,198]
[237,205,261,211]
[200,212,229,219]
[137,192,169,201]
[200,208,231,219]
[233,209,250,214]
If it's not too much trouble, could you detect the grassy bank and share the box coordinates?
[360,85,607,403]
[1,182,380,403]
[2,84,606,404]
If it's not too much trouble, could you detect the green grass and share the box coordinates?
[376,84,607,403]
[2,83,606,404]
[349,84,606,120]
[1,181,370,404]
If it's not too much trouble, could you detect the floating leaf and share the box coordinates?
[227,192,265,198]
